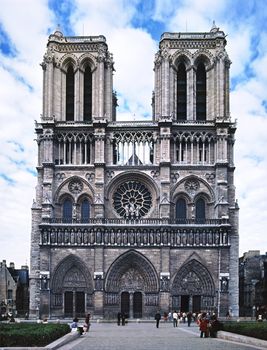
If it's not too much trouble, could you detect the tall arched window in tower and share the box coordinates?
[63,199,72,222]
[66,66,74,121]
[195,198,205,223]
[176,198,187,223]
[81,199,90,223]
[196,63,206,121]
[177,63,187,120]
[83,66,92,122]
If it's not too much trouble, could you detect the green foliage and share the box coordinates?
[0,323,70,347]
[222,321,267,341]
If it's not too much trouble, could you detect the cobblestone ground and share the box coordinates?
[57,321,264,350]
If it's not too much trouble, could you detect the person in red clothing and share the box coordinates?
[199,313,209,338]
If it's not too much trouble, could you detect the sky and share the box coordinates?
[0,0,267,268]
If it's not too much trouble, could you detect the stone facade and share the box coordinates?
[30,25,239,319]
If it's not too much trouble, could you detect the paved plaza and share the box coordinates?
[57,321,265,350]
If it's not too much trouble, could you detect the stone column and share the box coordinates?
[161,50,170,117]
[29,205,42,318]
[105,55,113,121]
[94,249,104,318]
[47,60,54,119]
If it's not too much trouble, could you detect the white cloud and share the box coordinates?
[0,0,55,267]
[0,0,267,268]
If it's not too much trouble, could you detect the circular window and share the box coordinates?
[113,181,152,219]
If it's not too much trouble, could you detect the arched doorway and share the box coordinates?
[171,259,215,313]
[51,255,93,318]
[105,250,159,318]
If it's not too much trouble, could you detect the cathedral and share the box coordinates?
[29,24,239,319]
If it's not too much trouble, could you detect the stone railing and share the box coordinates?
[39,225,230,248]
[41,217,229,226]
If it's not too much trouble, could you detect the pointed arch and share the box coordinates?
[195,197,206,223]
[196,62,206,121]
[105,250,159,293]
[177,62,187,120]
[51,254,93,293]
[176,197,187,223]
[81,198,90,222]
[66,65,74,121]
[171,259,215,296]
[83,65,92,122]
[63,197,73,222]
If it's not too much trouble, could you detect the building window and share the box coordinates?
[83,66,92,122]
[177,63,187,120]
[176,198,187,223]
[7,289,13,300]
[195,198,205,223]
[66,66,74,121]
[81,199,90,222]
[63,199,72,222]
[196,63,206,121]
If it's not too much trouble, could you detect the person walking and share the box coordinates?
[84,313,91,332]
[121,312,126,326]
[199,313,209,338]
[172,310,178,327]
[187,311,192,327]
[117,311,122,326]
[155,311,161,328]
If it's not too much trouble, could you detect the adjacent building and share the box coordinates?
[30,24,239,319]
[0,260,29,318]
[239,251,267,318]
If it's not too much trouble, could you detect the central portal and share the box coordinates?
[121,291,143,318]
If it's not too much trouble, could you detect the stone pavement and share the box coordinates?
[57,321,266,350]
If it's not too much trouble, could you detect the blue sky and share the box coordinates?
[0,0,267,267]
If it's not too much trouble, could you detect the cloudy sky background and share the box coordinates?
[0,0,266,268]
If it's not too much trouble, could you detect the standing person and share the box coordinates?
[84,313,91,332]
[209,313,220,338]
[155,311,161,328]
[172,310,178,327]
[117,311,122,326]
[187,311,192,327]
[121,312,126,326]
[163,312,168,322]
[199,313,209,338]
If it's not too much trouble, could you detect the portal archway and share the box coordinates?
[171,259,215,313]
[105,250,159,318]
[51,255,93,317]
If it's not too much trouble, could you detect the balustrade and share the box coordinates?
[40,225,230,247]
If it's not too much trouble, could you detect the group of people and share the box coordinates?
[155,310,195,327]
[154,310,221,338]
[70,313,91,334]
[198,312,221,338]
[117,312,127,326]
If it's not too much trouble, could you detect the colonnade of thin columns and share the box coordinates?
[56,137,94,165]
[174,138,215,164]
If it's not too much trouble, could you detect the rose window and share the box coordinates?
[68,179,83,194]
[113,181,152,219]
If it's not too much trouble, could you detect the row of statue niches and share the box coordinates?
[41,228,229,246]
